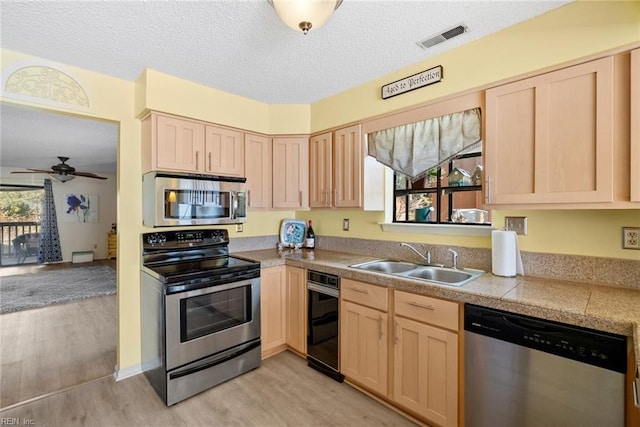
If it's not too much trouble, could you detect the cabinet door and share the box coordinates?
[309,132,333,207]
[393,316,458,427]
[272,137,309,209]
[341,300,388,397]
[333,124,362,208]
[155,115,205,172]
[245,133,272,209]
[260,266,287,358]
[631,49,640,202]
[204,125,245,177]
[285,266,306,355]
[485,56,614,205]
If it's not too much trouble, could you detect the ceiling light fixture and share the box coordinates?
[269,0,343,35]
[51,173,75,183]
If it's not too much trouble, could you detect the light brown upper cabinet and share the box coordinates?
[204,125,244,177]
[631,48,640,203]
[272,136,309,209]
[485,56,617,206]
[142,112,205,173]
[142,112,245,177]
[309,124,362,208]
[309,131,332,207]
[244,133,272,209]
[485,53,640,208]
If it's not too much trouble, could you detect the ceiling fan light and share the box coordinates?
[271,0,342,34]
[52,174,75,183]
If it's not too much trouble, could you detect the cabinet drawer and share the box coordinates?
[341,279,388,312]
[394,291,458,331]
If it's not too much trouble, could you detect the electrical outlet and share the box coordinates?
[505,216,528,236]
[236,224,243,233]
[622,227,640,249]
[342,218,350,231]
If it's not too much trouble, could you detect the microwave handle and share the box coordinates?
[231,192,238,219]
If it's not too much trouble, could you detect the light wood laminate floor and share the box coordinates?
[0,351,417,426]
[1,261,117,409]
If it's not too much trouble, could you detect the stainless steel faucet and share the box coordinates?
[400,242,431,264]
[448,249,459,269]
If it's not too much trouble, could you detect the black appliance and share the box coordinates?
[307,270,344,382]
[140,229,261,405]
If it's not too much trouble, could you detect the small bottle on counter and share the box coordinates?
[306,220,315,249]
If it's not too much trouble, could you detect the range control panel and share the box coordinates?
[143,229,229,248]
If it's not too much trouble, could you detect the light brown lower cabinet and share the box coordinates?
[392,291,459,427]
[340,300,389,396]
[285,266,306,355]
[260,266,287,358]
[261,266,306,358]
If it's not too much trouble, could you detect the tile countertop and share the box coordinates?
[235,248,640,373]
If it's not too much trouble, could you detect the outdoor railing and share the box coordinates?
[0,221,41,266]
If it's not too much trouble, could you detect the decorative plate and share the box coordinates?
[279,219,306,247]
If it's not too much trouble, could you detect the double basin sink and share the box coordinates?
[350,259,484,287]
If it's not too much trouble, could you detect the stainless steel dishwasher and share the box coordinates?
[465,304,627,427]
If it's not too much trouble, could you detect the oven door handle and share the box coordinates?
[308,282,339,298]
[169,339,261,380]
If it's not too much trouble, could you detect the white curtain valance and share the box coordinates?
[367,108,481,179]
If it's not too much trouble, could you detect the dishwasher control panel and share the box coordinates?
[464,304,627,373]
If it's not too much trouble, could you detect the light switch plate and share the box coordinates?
[505,216,527,235]
[236,224,243,233]
[342,218,350,231]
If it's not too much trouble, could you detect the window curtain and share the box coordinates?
[367,108,482,179]
[37,179,62,264]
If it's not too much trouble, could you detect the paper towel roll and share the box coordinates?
[492,230,524,277]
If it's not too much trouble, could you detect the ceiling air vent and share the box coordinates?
[416,23,469,50]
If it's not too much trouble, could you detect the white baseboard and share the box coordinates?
[113,363,143,381]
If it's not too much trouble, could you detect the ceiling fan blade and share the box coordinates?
[10,169,53,174]
[72,171,108,180]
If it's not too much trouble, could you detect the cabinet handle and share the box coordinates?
[299,191,302,207]
[485,176,492,204]
[408,301,436,311]
[325,190,330,206]
[348,287,368,294]
[195,151,199,169]
[378,315,383,340]
[247,190,251,207]
[208,152,212,171]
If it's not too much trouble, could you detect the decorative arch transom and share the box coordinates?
[3,65,89,109]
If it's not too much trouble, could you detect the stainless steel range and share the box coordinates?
[140,229,261,406]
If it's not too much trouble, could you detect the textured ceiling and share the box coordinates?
[0,0,571,175]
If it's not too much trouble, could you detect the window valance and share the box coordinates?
[367,107,481,179]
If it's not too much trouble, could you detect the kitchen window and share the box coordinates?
[393,151,490,225]
[367,106,491,229]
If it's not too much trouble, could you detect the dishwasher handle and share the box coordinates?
[308,282,339,298]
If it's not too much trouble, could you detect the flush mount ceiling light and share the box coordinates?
[269,0,343,35]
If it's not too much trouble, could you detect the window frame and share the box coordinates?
[392,151,490,227]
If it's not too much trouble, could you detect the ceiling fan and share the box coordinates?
[11,156,108,182]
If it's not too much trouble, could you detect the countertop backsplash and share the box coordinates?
[230,234,639,290]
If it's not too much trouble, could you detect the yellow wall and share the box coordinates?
[1,0,639,375]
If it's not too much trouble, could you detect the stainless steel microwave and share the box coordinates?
[143,172,247,227]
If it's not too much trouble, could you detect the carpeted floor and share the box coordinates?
[0,265,116,314]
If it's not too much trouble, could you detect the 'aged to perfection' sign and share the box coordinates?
[381,65,443,99]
